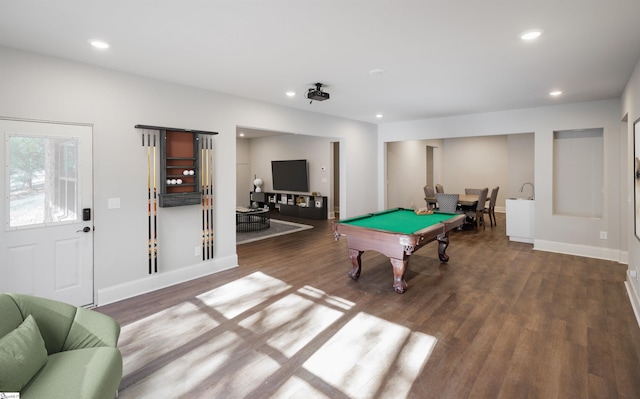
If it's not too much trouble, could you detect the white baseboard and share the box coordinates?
[625,272,640,328]
[509,236,534,244]
[534,239,627,263]
[96,254,238,306]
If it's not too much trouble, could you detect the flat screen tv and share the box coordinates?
[271,159,309,192]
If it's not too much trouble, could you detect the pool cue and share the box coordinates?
[201,140,206,261]
[204,136,211,260]
[203,136,209,260]
[146,132,152,274]
[208,136,214,258]
[153,133,158,273]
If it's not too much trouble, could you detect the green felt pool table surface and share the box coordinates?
[338,208,459,235]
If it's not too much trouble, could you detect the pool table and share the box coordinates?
[332,208,465,293]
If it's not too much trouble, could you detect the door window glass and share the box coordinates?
[7,135,79,228]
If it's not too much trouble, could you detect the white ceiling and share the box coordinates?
[2,1,640,126]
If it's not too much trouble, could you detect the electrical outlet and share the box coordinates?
[599,231,607,240]
[195,246,201,257]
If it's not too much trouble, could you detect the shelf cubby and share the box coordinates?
[135,124,218,207]
[249,191,327,219]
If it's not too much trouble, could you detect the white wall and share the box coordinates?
[248,134,333,195]
[386,135,532,213]
[553,129,604,217]
[0,46,377,305]
[236,137,251,207]
[507,133,535,199]
[441,135,508,207]
[379,99,625,262]
[236,133,334,209]
[386,140,442,209]
[622,58,640,322]
[237,134,339,212]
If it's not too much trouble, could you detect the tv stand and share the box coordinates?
[249,191,327,220]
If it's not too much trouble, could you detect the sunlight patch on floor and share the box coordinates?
[118,273,437,398]
[119,300,220,376]
[196,271,291,319]
[119,331,281,399]
[299,312,437,399]
[298,285,355,310]
[239,292,345,357]
[271,375,335,399]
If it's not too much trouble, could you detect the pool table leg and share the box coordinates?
[390,258,408,294]
[437,232,450,262]
[348,249,363,281]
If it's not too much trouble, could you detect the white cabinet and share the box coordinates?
[506,199,535,243]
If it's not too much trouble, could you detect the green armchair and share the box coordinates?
[0,293,122,399]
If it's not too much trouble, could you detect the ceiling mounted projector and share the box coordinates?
[307,83,330,102]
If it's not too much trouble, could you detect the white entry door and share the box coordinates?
[0,119,94,307]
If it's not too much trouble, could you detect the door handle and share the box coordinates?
[76,226,91,233]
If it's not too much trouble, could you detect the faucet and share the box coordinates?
[520,182,535,200]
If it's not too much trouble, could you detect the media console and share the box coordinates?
[249,191,328,220]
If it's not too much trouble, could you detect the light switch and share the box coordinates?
[108,198,121,209]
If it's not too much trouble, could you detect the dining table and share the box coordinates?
[457,194,481,207]
[425,194,485,208]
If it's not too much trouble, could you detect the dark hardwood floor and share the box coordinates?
[98,212,640,398]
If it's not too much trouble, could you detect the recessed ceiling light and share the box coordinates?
[369,68,386,76]
[376,114,383,119]
[549,90,563,96]
[239,132,245,137]
[285,91,295,97]
[89,40,111,49]
[520,30,542,41]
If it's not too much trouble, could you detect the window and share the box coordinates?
[7,135,78,228]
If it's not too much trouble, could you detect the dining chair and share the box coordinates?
[464,187,488,230]
[484,186,499,227]
[424,185,437,207]
[465,188,481,195]
[435,193,459,213]
[435,184,444,193]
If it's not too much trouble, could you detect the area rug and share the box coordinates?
[237,219,313,244]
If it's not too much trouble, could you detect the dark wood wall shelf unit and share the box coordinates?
[135,125,218,207]
[250,191,328,220]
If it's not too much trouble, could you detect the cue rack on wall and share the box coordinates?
[135,124,219,273]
